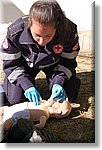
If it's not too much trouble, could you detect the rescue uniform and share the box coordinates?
[0,16,81,104]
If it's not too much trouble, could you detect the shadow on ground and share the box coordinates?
[1,71,95,143]
[35,71,95,143]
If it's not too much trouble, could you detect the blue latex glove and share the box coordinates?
[24,87,42,105]
[49,84,68,102]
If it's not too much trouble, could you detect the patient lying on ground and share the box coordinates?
[0,99,72,134]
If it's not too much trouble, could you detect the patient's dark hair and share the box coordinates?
[29,0,71,45]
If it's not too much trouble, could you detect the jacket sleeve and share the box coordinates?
[49,26,80,89]
[0,33,34,91]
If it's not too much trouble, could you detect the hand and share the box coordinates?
[49,84,68,101]
[24,87,42,105]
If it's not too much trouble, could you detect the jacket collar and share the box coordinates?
[19,26,60,46]
[19,27,36,44]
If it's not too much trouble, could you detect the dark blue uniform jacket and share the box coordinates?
[0,16,80,92]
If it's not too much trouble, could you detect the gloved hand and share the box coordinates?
[49,84,68,102]
[24,87,42,105]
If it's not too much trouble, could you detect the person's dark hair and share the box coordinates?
[29,0,71,45]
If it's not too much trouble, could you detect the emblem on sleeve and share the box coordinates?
[2,38,9,49]
[53,44,63,54]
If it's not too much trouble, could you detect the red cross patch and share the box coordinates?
[53,44,63,54]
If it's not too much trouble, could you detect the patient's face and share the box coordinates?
[51,101,64,116]
[50,101,72,118]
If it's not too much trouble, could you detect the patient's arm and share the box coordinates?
[4,119,13,134]
[35,116,47,128]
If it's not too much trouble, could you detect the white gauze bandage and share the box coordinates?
[3,102,30,125]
